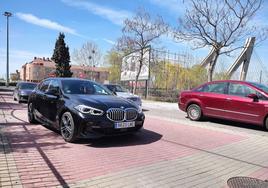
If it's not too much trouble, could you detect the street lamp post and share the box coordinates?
[91,50,95,81]
[88,50,96,81]
[4,12,12,87]
[88,56,92,80]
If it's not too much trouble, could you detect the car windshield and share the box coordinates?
[250,82,268,93]
[19,83,37,90]
[109,85,128,92]
[62,80,112,95]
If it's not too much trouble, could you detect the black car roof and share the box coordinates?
[44,77,83,80]
[43,78,100,85]
[44,77,94,81]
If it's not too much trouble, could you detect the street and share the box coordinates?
[1,90,268,188]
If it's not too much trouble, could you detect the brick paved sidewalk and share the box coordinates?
[0,92,22,188]
[1,91,268,188]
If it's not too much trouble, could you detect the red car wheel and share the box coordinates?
[187,104,202,121]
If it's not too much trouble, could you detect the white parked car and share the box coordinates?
[104,84,142,106]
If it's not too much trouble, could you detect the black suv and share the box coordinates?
[28,78,145,142]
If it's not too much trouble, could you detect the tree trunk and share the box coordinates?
[133,73,138,94]
[133,50,144,94]
[207,50,220,82]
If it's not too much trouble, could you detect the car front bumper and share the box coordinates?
[178,102,186,112]
[71,111,145,138]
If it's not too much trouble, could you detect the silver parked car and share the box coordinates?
[104,84,142,106]
[13,82,37,103]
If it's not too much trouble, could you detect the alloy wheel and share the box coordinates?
[28,103,37,123]
[187,104,201,121]
[28,103,33,120]
[61,113,74,140]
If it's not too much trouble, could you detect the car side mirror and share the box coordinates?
[247,93,259,102]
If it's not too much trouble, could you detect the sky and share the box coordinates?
[0,0,268,79]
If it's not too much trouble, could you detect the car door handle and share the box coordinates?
[226,98,232,101]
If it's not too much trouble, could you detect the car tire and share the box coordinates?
[28,103,38,124]
[187,104,202,121]
[60,112,78,143]
[264,117,268,131]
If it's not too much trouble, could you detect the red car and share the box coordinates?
[178,80,268,129]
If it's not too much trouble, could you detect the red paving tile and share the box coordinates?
[146,117,246,149]
[3,106,247,186]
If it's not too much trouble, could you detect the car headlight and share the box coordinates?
[74,105,104,115]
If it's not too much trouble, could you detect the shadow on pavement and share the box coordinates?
[2,110,71,187]
[0,88,14,92]
[78,129,162,148]
[199,117,266,132]
[0,102,26,109]
[0,121,69,154]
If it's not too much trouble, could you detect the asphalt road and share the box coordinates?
[142,100,268,137]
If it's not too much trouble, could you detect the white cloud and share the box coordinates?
[61,0,132,26]
[103,38,116,45]
[150,0,185,15]
[16,12,80,36]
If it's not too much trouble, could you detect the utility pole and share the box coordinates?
[88,56,92,80]
[92,50,95,81]
[4,12,12,87]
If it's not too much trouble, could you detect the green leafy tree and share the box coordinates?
[106,50,122,83]
[52,33,73,77]
[213,72,230,80]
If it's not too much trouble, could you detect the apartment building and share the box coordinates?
[20,57,109,83]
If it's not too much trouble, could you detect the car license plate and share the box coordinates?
[114,121,135,129]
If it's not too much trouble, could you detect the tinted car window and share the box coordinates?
[105,85,116,92]
[228,83,257,97]
[105,85,128,92]
[228,83,268,100]
[19,83,37,90]
[62,80,112,95]
[250,82,268,93]
[15,83,20,89]
[39,80,51,92]
[93,84,110,95]
[256,93,268,100]
[48,80,60,92]
[115,85,128,92]
[197,82,227,94]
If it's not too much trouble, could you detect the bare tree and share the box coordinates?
[175,0,265,81]
[118,8,168,94]
[72,41,101,67]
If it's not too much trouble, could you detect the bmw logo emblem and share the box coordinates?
[120,106,124,109]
